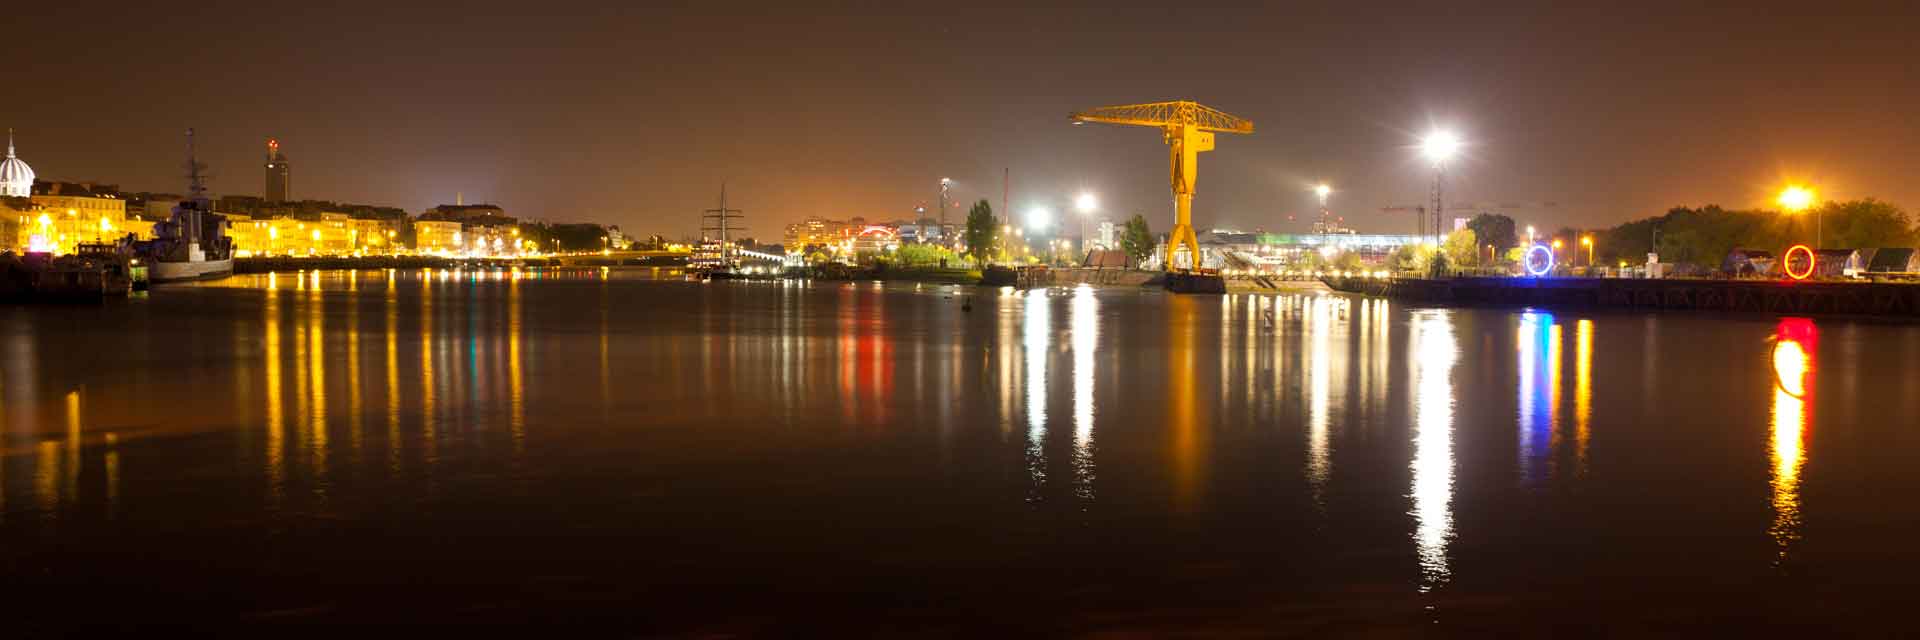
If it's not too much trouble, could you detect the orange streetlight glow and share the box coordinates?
[1776,185,1816,212]
[1778,184,1823,247]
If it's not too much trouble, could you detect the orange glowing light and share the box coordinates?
[1784,244,1815,280]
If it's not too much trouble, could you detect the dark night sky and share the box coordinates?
[5,2,1917,237]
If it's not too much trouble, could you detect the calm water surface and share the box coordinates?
[4,268,1920,632]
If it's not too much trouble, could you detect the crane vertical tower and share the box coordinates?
[1070,101,1253,272]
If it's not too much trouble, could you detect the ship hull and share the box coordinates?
[149,258,234,283]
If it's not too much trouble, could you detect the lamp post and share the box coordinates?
[1581,235,1594,270]
[1778,185,1818,247]
[1075,192,1097,255]
[1027,207,1051,262]
[1420,131,1461,246]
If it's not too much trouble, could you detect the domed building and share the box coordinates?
[0,129,33,197]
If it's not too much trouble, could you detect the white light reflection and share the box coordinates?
[1070,285,1098,502]
[1409,310,1458,592]
[1024,287,1050,501]
[1305,295,1333,506]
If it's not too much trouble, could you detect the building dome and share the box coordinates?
[0,129,32,198]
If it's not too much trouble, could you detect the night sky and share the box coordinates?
[6,2,1917,238]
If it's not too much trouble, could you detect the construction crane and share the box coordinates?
[1071,101,1253,272]
[1381,205,1427,240]
[1385,201,1562,243]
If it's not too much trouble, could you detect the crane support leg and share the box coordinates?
[1165,126,1212,272]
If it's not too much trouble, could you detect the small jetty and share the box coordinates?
[1323,275,1920,319]
[981,265,1053,289]
[0,243,142,302]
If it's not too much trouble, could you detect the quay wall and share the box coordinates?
[1323,276,1920,318]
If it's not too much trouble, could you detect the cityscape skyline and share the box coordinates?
[5,2,1918,237]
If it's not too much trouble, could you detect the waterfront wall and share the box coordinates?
[234,256,561,273]
[1324,275,1920,318]
[1052,268,1156,287]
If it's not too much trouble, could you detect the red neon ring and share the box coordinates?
[1784,244,1815,280]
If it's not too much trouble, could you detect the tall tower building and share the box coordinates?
[264,138,290,202]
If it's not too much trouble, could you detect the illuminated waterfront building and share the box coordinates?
[1141,229,1423,270]
[462,224,526,256]
[350,217,396,253]
[413,220,463,254]
[13,181,141,253]
[1093,220,1116,250]
[226,213,397,257]
[783,216,855,252]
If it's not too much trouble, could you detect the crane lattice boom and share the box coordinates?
[1070,101,1254,134]
[1070,100,1252,275]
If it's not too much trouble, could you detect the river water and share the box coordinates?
[3,268,1919,632]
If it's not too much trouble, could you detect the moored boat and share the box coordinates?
[0,249,134,302]
[134,128,234,284]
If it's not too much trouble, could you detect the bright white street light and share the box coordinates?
[1075,193,1098,213]
[1027,207,1052,231]
[1420,130,1462,166]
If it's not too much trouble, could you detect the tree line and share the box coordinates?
[1593,199,1917,268]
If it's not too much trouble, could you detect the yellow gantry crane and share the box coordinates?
[1071,101,1254,272]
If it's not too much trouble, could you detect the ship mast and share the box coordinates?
[185,128,210,205]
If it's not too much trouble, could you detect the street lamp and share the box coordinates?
[1074,192,1097,253]
[1075,193,1097,213]
[1420,130,1461,245]
[1026,207,1051,232]
[1777,185,1818,247]
[1581,235,1594,269]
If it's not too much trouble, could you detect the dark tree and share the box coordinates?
[963,199,998,266]
[1120,214,1155,267]
[1592,199,1920,269]
[1466,213,1518,255]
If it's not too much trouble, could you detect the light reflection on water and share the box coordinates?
[1410,309,1458,592]
[1024,287,1049,501]
[1770,318,1816,566]
[1305,294,1335,508]
[1517,311,1555,485]
[0,270,1900,615]
[1070,285,1097,503]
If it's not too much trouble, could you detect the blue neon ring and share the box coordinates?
[1525,245,1555,277]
